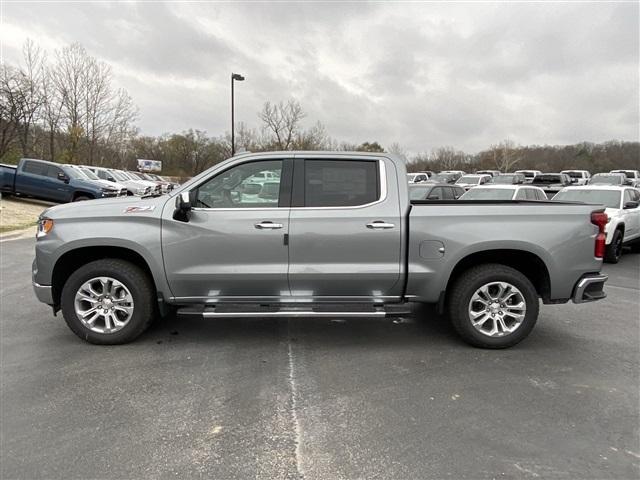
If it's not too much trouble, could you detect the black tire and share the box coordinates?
[60,259,155,344]
[73,195,92,202]
[447,263,539,349]
[604,229,623,263]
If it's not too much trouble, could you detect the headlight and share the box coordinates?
[137,187,147,195]
[37,218,54,238]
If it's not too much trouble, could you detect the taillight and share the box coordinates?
[591,211,608,258]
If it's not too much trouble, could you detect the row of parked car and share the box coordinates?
[0,158,179,204]
[407,168,640,263]
[408,168,640,197]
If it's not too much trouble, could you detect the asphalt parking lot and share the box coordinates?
[1,237,638,480]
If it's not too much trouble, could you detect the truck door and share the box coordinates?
[45,165,73,202]
[161,158,292,301]
[16,160,51,199]
[287,157,402,299]
[623,189,640,239]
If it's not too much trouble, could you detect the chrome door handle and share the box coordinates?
[366,221,395,229]
[255,221,283,229]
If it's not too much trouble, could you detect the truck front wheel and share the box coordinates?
[60,259,155,344]
[447,264,539,349]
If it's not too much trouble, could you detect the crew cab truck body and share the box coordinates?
[1,158,124,202]
[32,152,608,348]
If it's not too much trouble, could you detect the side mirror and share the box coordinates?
[107,176,116,182]
[427,194,440,200]
[57,172,70,183]
[624,201,639,210]
[173,191,193,221]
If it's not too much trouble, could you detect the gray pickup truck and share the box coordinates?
[32,151,608,348]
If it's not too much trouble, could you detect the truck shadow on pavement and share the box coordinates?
[139,303,570,352]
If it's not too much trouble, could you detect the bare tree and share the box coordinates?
[490,139,521,172]
[0,65,26,158]
[259,100,305,150]
[17,40,46,157]
[387,142,408,162]
[431,146,465,170]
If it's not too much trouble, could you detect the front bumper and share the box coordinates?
[572,273,608,304]
[33,281,53,305]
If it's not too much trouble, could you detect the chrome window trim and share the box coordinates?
[291,159,387,211]
[190,158,387,212]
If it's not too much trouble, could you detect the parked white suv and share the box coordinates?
[561,170,591,185]
[553,186,640,263]
[610,170,640,187]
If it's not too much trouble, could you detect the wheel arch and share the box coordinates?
[444,249,552,304]
[72,190,96,201]
[51,246,155,307]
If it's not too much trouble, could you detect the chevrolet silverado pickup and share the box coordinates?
[32,152,608,348]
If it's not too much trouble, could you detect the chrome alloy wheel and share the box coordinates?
[74,277,134,334]
[468,281,526,337]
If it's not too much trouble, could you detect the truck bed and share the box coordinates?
[406,200,604,303]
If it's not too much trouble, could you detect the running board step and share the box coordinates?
[177,303,411,319]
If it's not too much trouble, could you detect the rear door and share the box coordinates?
[287,156,402,299]
[16,160,51,198]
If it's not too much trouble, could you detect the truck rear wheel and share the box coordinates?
[604,229,623,263]
[60,259,155,344]
[447,264,539,349]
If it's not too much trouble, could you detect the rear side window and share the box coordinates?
[22,161,48,176]
[514,189,527,200]
[624,190,634,203]
[303,160,379,207]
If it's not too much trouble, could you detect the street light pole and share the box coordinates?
[231,73,245,156]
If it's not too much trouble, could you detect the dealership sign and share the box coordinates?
[137,159,162,172]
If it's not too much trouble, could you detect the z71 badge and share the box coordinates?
[124,205,156,213]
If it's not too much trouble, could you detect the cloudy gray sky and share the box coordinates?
[1,1,638,153]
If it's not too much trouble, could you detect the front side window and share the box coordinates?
[195,160,283,208]
[46,166,63,179]
[303,160,379,207]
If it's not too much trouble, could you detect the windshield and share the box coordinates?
[457,175,481,184]
[491,175,518,184]
[430,174,453,183]
[591,175,622,185]
[460,188,515,200]
[553,190,621,209]
[563,171,583,179]
[409,185,432,200]
[109,170,129,181]
[81,168,100,180]
[532,175,561,184]
[62,166,84,179]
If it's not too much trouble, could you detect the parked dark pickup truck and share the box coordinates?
[1,158,125,202]
[531,173,572,198]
